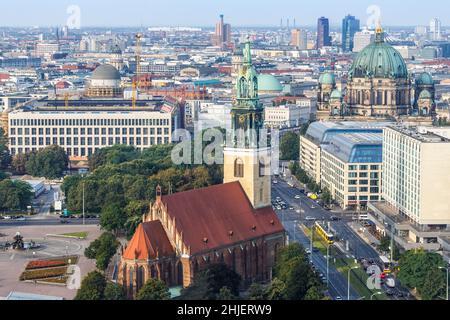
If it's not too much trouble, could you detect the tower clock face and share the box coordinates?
[239,115,246,124]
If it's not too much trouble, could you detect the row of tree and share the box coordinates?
[12,145,69,179]
[62,144,223,238]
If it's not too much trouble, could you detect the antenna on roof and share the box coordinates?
[168,182,173,195]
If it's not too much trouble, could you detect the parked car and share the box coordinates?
[60,220,70,224]
[3,216,11,220]
[330,216,340,221]
[294,195,301,199]
[335,296,343,300]
[305,216,316,221]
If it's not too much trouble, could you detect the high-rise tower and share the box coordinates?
[317,17,331,49]
[342,15,360,52]
[223,39,271,209]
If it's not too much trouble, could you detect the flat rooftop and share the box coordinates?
[388,125,450,143]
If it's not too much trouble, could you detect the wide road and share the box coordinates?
[272,181,361,300]
[0,218,100,227]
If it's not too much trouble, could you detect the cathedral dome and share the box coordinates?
[319,72,336,85]
[330,89,342,99]
[349,30,408,80]
[419,89,432,99]
[257,74,283,93]
[415,72,433,86]
[91,64,121,81]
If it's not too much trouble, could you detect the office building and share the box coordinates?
[430,18,441,41]
[316,17,331,49]
[264,104,309,129]
[342,15,360,52]
[321,133,383,210]
[35,42,60,58]
[7,99,177,161]
[353,29,374,52]
[213,14,232,48]
[368,126,450,252]
[299,121,388,184]
[291,29,308,50]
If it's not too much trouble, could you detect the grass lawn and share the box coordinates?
[301,225,388,300]
[60,232,88,239]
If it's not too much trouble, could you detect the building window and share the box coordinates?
[234,158,244,178]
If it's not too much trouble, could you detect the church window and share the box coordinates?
[234,158,244,178]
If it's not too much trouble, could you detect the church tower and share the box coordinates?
[223,39,272,209]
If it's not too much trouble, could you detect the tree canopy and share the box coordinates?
[0,179,33,211]
[180,263,241,300]
[24,145,68,179]
[0,128,11,170]
[74,271,107,300]
[397,249,446,300]
[272,243,325,300]
[136,278,170,300]
[280,132,299,161]
[84,232,119,271]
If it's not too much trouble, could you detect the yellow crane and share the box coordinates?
[132,33,143,109]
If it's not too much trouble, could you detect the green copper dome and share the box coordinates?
[419,89,432,99]
[416,72,433,86]
[349,30,408,80]
[319,72,336,85]
[330,89,342,99]
[257,74,283,92]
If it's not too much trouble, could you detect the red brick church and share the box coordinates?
[117,40,286,297]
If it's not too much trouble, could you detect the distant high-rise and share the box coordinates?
[430,18,441,41]
[317,17,331,49]
[291,29,307,50]
[353,28,375,52]
[342,14,360,52]
[214,14,232,48]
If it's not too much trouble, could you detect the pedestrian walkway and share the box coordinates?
[348,221,380,246]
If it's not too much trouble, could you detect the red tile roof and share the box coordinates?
[161,181,285,255]
[123,220,174,260]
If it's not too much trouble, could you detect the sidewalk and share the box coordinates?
[348,221,381,246]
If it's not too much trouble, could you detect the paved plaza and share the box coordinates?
[0,224,101,300]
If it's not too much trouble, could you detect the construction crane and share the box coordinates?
[132,33,143,109]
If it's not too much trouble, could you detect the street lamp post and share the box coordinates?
[439,266,449,301]
[371,292,383,300]
[347,266,359,300]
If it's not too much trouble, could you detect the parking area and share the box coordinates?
[0,224,100,299]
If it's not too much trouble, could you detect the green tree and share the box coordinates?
[100,203,127,234]
[280,132,299,161]
[11,153,30,175]
[421,268,446,300]
[74,271,107,300]
[0,128,11,170]
[397,249,446,298]
[272,243,323,300]
[265,278,286,300]
[321,187,332,206]
[104,282,127,300]
[0,179,33,211]
[181,263,241,300]
[218,286,236,300]
[84,232,119,271]
[247,283,266,300]
[25,145,68,179]
[304,286,323,300]
[136,278,170,300]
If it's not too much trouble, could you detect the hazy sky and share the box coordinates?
[1,0,448,27]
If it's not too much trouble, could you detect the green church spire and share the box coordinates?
[229,39,265,149]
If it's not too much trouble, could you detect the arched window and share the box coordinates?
[234,158,244,178]
[136,266,145,292]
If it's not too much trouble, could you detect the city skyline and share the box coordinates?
[0,0,449,28]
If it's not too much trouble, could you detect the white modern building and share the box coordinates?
[7,106,174,161]
[368,126,450,253]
